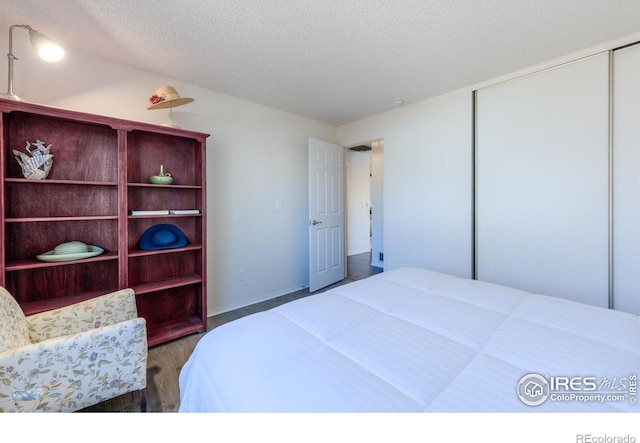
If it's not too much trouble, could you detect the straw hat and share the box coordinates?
[36,241,104,262]
[147,86,194,110]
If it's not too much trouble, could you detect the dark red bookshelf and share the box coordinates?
[0,98,208,346]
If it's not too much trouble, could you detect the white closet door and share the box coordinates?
[613,43,640,315]
[476,53,609,307]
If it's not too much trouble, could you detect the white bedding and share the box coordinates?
[179,268,640,412]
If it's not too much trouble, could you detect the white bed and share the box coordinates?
[179,268,640,412]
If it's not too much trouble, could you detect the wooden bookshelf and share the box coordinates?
[0,98,208,346]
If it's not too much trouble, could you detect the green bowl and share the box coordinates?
[149,175,173,185]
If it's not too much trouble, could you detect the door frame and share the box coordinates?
[344,139,384,269]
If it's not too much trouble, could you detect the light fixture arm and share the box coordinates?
[4,25,32,99]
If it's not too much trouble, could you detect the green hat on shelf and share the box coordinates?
[36,241,104,262]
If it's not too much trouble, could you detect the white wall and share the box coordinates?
[346,150,371,256]
[1,35,336,316]
[6,30,640,315]
[338,88,474,278]
[338,33,640,312]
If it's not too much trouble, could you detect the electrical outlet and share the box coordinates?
[237,269,246,281]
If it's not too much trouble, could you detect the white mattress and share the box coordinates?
[179,268,640,412]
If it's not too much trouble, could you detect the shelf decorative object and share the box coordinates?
[147,86,194,128]
[129,209,170,216]
[149,164,173,184]
[139,224,188,250]
[12,139,53,179]
[36,241,104,262]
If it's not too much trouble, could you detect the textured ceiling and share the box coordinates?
[0,0,639,125]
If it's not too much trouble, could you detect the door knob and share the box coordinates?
[310,220,323,225]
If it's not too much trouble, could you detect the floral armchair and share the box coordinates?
[0,287,147,412]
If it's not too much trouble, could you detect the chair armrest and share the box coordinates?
[27,288,138,342]
[0,318,147,412]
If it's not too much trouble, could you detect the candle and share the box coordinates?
[160,164,164,175]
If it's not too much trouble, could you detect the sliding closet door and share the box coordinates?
[613,43,640,315]
[476,53,609,307]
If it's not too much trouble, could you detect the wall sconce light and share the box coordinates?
[1,24,64,100]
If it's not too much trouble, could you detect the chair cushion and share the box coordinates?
[27,288,138,342]
[0,287,31,353]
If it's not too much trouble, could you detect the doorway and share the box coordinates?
[345,140,383,271]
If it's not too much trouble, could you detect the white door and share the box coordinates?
[475,53,609,307]
[309,137,345,292]
[612,43,640,315]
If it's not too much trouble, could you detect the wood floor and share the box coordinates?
[80,252,382,412]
